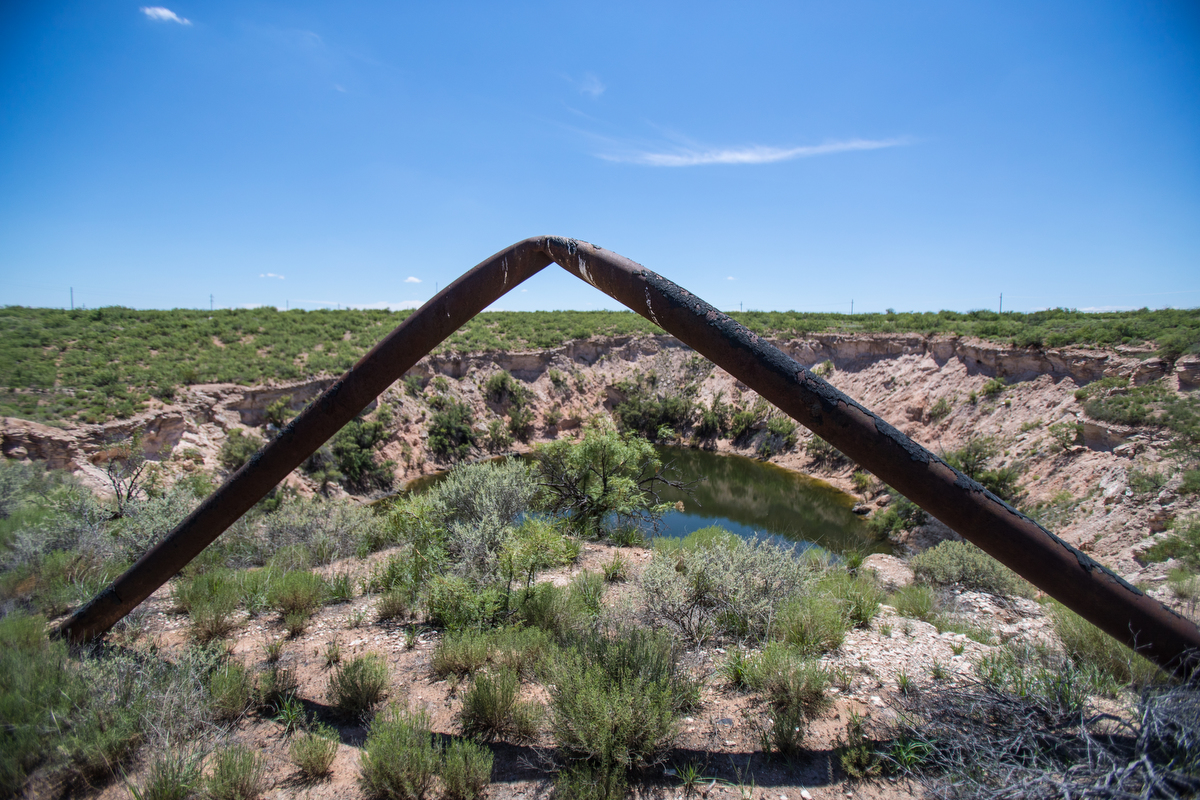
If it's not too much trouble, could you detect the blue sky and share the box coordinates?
[1,1,1197,314]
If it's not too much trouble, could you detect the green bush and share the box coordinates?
[267,570,328,617]
[428,401,476,460]
[332,416,396,491]
[928,397,953,421]
[205,744,267,800]
[328,654,390,719]
[819,570,883,628]
[1143,517,1200,569]
[440,739,493,800]
[910,540,1032,597]
[128,748,203,800]
[868,492,928,537]
[218,429,263,473]
[775,595,848,654]
[806,434,845,464]
[256,665,298,712]
[981,377,1005,397]
[889,584,937,621]
[549,628,693,773]
[432,629,493,677]
[426,574,506,630]
[1128,467,1169,495]
[359,706,440,800]
[641,532,810,643]
[289,724,340,782]
[1048,602,1166,687]
[458,667,541,742]
[208,660,253,721]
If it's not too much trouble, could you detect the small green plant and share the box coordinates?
[440,739,494,800]
[275,695,308,735]
[458,668,541,742]
[981,377,1005,397]
[1143,517,1200,569]
[776,595,849,654]
[890,584,936,621]
[931,661,949,680]
[1128,467,1169,495]
[887,736,932,772]
[358,706,440,800]
[205,744,267,800]
[1048,420,1081,448]
[838,710,881,779]
[264,639,285,664]
[432,629,492,677]
[820,570,883,628]
[328,654,390,719]
[289,724,340,782]
[851,470,872,494]
[256,665,299,712]
[284,611,308,638]
[1048,602,1165,686]
[879,623,893,637]
[896,669,915,695]
[126,748,203,800]
[208,660,254,721]
[910,540,1032,597]
[268,570,328,618]
[602,552,627,583]
[323,640,342,668]
[377,589,408,622]
[951,642,965,656]
[328,571,355,602]
[928,397,953,421]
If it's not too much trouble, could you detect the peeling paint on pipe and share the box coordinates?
[57,237,1200,679]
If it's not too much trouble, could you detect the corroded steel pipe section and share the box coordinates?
[59,236,1200,679]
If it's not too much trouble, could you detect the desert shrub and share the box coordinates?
[868,491,928,538]
[128,748,203,800]
[261,499,386,565]
[889,584,937,621]
[432,629,493,677]
[928,397,953,421]
[549,628,691,774]
[758,416,799,457]
[807,434,845,464]
[359,706,440,800]
[256,665,299,712]
[440,739,493,800]
[735,642,830,756]
[267,570,328,617]
[458,667,541,742]
[513,582,583,640]
[1143,517,1200,569]
[376,589,409,621]
[484,419,512,452]
[205,744,266,800]
[428,401,476,460]
[218,429,263,473]
[534,425,681,537]
[611,371,694,440]
[208,660,253,721]
[775,595,848,654]
[570,570,606,616]
[500,516,578,587]
[910,540,1032,597]
[1129,467,1170,495]
[1048,420,1081,448]
[641,532,810,643]
[981,377,1005,397]
[819,570,883,628]
[328,654,390,719]
[289,724,340,782]
[942,437,1025,503]
[426,575,506,630]
[1048,602,1166,687]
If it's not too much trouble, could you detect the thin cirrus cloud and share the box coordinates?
[140,7,191,25]
[600,138,907,167]
[259,273,285,280]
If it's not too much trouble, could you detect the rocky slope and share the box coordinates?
[3,334,1198,584]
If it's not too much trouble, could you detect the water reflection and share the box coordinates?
[394,447,888,557]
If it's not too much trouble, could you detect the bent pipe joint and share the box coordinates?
[58,236,1200,679]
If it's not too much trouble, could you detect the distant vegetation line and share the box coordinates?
[1,305,1197,424]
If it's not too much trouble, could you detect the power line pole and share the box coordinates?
[210,294,214,312]
[851,299,854,315]
[999,292,1003,315]
[70,287,73,310]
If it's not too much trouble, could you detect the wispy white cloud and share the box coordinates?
[351,300,421,310]
[566,72,605,98]
[600,137,907,167]
[404,276,421,283]
[727,276,735,281]
[259,272,285,280]
[140,7,191,25]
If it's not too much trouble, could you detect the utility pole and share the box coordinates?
[999,292,1003,315]
[851,299,854,315]
[70,288,73,310]
[210,294,214,312]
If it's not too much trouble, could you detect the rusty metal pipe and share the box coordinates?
[58,236,1200,679]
